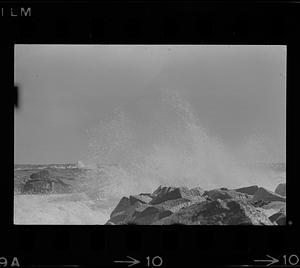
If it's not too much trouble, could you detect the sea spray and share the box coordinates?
[77,88,284,202]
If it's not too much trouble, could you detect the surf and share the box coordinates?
[77,88,285,202]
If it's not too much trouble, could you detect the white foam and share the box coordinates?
[79,89,285,200]
[14,194,109,225]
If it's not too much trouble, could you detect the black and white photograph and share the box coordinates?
[14,45,286,225]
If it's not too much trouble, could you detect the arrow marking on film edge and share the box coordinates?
[114,256,140,267]
[254,255,279,266]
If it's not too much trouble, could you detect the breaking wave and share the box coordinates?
[77,89,285,201]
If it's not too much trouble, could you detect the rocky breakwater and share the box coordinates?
[105,183,286,225]
[21,169,73,194]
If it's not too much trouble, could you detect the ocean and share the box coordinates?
[14,89,286,224]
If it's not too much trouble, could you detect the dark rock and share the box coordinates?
[129,194,153,205]
[150,186,194,205]
[269,208,286,225]
[110,197,208,225]
[131,205,173,225]
[23,179,53,194]
[203,189,232,200]
[275,183,286,197]
[275,216,286,225]
[108,201,144,225]
[152,185,162,196]
[152,185,176,196]
[153,198,274,225]
[235,185,259,195]
[189,187,205,197]
[155,198,202,213]
[203,188,251,202]
[110,197,131,218]
[253,187,286,202]
[107,185,279,225]
[29,169,51,180]
[23,177,72,194]
[107,197,204,225]
[250,199,271,207]
[140,192,155,198]
[220,187,228,191]
[22,169,73,194]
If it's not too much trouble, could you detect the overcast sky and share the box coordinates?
[14,45,286,164]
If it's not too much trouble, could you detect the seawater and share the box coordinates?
[77,89,286,201]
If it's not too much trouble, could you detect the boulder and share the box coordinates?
[22,177,67,194]
[152,185,176,196]
[107,185,282,225]
[150,186,194,205]
[203,188,251,202]
[262,201,286,211]
[235,185,259,195]
[30,169,51,180]
[129,194,153,205]
[108,201,144,225]
[130,205,173,225]
[107,196,207,225]
[109,198,200,225]
[153,198,274,225]
[255,201,286,218]
[253,187,286,203]
[220,187,229,190]
[155,198,202,213]
[275,216,286,225]
[110,197,131,218]
[189,186,205,197]
[250,199,271,208]
[275,183,286,197]
[269,208,286,225]
[23,169,73,194]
